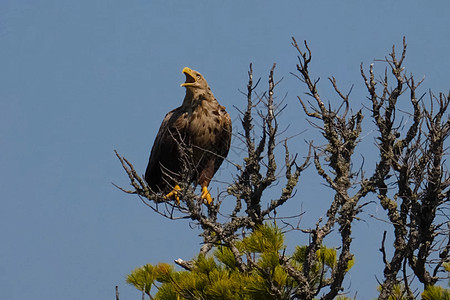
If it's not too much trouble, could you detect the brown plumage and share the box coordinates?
[145,67,232,204]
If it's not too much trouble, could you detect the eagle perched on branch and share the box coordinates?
[145,67,232,204]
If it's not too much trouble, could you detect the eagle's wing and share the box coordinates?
[213,106,232,173]
[145,107,188,192]
[196,105,232,188]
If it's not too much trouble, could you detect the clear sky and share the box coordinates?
[1,1,449,299]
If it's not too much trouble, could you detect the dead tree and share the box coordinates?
[290,37,372,299]
[361,37,450,299]
[291,37,449,299]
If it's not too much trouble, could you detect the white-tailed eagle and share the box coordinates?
[145,67,232,204]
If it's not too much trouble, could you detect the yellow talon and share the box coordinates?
[165,184,181,204]
[201,186,213,204]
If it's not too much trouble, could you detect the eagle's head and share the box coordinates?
[181,67,213,100]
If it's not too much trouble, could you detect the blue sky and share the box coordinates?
[1,1,449,299]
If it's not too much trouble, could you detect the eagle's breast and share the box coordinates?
[188,100,224,148]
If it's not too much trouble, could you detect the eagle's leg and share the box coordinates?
[200,185,213,204]
[165,184,181,204]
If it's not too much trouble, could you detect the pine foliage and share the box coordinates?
[421,264,450,300]
[127,224,353,299]
[422,285,450,300]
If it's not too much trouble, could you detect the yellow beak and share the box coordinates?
[181,67,196,87]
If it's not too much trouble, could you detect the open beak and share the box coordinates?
[181,67,196,87]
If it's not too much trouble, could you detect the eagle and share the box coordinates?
[145,67,232,204]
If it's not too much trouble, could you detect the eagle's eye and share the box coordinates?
[196,75,201,80]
